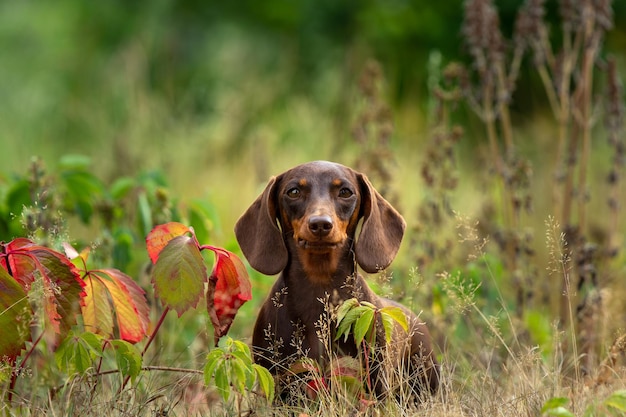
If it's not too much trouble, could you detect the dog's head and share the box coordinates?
[234,161,406,278]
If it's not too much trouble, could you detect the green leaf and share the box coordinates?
[60,167,105,223]
[151,235,207,317]
[230,358,248,395]
[524,310,553,356]
[335,305,364,342]
[379,307,409,343]
[605,389,626,413]
[188,199,217,246]
[55,331,103,376]
[59,154,92,170]
[79,331,105,353]
[380,306,409,332]
[232,350,253,368]
[544,407,575,417]
[380,310,395,343]
[233,339,251,357]
[0,267,32,360]
[542,397,570,413]
[206,347,226,364]
[354,308,375,345]
[253,364,275,403]
[0,363,11,384]
[214,363,231,401]
[137,191,153,238]
[110,177,136,200]
[336,298,360,324]
[365,311,377,344]
[112,228,134,271]
[5,179,30,236]
[204,349,225,386]
[110,340,142,383]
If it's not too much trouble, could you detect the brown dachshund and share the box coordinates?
[235,161,439,399]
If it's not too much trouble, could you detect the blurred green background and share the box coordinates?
[1,0,625,344]
[3,0,624,187]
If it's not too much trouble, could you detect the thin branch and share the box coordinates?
[97,365,203,377]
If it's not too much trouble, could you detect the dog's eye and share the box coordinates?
[338,188,353,198]
[286,188,301,199]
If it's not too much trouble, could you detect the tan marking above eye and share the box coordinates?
[332,179,342,187]
[298,179,308,187]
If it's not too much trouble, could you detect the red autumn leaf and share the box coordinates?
[0,266,33,360]
[82,269,150,343]
[151,235,207,317]
[146,222,192,263]
[306,376,328,399]
[207,248,252,340]
[146,222,251,343]
[1,238,85,341]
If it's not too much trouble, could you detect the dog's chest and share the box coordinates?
[284,273,366,333]
[286,283,342,325]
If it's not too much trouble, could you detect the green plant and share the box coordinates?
[541,390,626,417]
[0,220,265,410]
[334,298,408,397]
[204,337,274,405]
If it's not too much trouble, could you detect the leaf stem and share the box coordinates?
[89,339,110,405]
[141,306,170,356]
[361,340,373,397]
[99,365,203,377]
[199,244,219,253]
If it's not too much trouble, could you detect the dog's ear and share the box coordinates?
[355,173,406,273]
[235,176,287,275]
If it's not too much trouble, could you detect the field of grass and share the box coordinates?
[2,1,626,416]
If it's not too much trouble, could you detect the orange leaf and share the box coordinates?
[97,269,149,343]
[82,269,150,343]
[208,249,252,340]
[146,222,192,263]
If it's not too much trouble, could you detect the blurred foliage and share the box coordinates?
[2,1,624,169]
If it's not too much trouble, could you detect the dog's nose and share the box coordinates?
[308,215,333,237]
